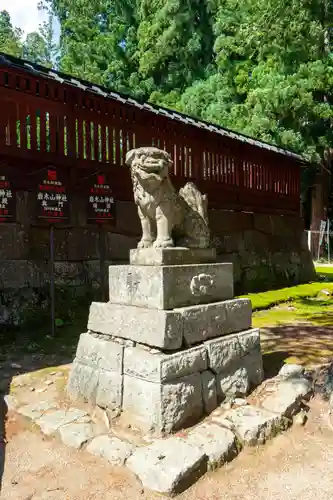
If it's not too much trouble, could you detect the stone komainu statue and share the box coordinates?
[125,147,210,249]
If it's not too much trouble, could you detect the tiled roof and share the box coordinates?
[0,52,306,162]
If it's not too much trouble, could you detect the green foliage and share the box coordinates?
[3,0,333,167]
[0,10,23,56]
[23,14,57,66]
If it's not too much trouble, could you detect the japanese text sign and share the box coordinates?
[87,174,116,224]
[37,168,69,223]
[0,174,15,223]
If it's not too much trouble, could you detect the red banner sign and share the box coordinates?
[87,174,116,224]
[0,174,15,223]
[36,168,69,223]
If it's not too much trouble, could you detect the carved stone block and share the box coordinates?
[108,262,233,310]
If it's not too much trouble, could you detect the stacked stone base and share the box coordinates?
[68,328,263,434]
[67,248,264,435]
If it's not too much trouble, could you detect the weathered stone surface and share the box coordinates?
[88,301,182,350]
[59,422,95,449]
[278,364,305,379]
[215,405,288,446]
[122,375,161,432]
[122,373,203,434]
[17,401,57,420]
[108,262,233,310]
[187,422,238,469]
[67,361,99,405]
[243,349,264,386]
[75,332,124,372]
[126,147,210,250]
[126,436,207,495]
[201,370,217,414]
[180,300,252,346]
[205,328,260,373]
[123,344,207,383]
[161,373,203,434]
[36,408,88,436]
[216,367,250,402]
[261,378,312,418]
[130,247,217,266]
[95,369,123,409]
[86,435,134,465]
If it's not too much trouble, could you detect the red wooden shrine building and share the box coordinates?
[0,51,308,218]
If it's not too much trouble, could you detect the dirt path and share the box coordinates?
[2,397,333,500]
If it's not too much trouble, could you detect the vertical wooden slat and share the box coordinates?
[0,98,9,148]
[100,124,106,162]
[48,111,57,153]
[85,119,91,161]
[39,107,47,153]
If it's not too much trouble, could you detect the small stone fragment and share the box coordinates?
[36,408,88,436]
[59,422,95,449]
[126,437,207,495]
[187,422,239,469]
[233,398,248,407]
[279,364,305,379]
[86,435,134,465]
[10,363,22,369]
[214,405,288,446]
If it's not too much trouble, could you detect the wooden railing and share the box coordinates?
[0,65,301,215]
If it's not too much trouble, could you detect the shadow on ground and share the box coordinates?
[262,324,333,370]
[0,320,84,493]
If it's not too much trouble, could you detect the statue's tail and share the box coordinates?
[179,182,209,225]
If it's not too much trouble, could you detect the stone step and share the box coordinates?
[87,297,252,350]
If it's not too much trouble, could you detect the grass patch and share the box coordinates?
[253,296,333,328]
[240,282,333,311]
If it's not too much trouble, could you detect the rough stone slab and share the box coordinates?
[278,364,305,379]
[261,377,312,418]
[75,332,123,372]
[95,369,123,409]
[108,262,233,310]
[86,435,134,465]
[126,437,207,495]
[180,301,252,346]
[129,247,217,266]
[36,408,88,436]
[123,344,207,383]
[17,401,57,420]
[122,373,203,434]
[201,370,217,414]
[59,422,95,449]
[88,301,182,350]
[67,361,99,405]
[205,328,260,373]
[216,367,250,402]
[187,422,239,469]
[214,405,288,446]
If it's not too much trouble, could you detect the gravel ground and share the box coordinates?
[2,397,333,500]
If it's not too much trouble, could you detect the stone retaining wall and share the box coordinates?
[0,192,315,327]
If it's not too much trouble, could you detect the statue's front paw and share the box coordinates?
[153,238,174,249]
[138,239,153,249]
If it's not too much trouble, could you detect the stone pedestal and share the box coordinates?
[67,248,264,435]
